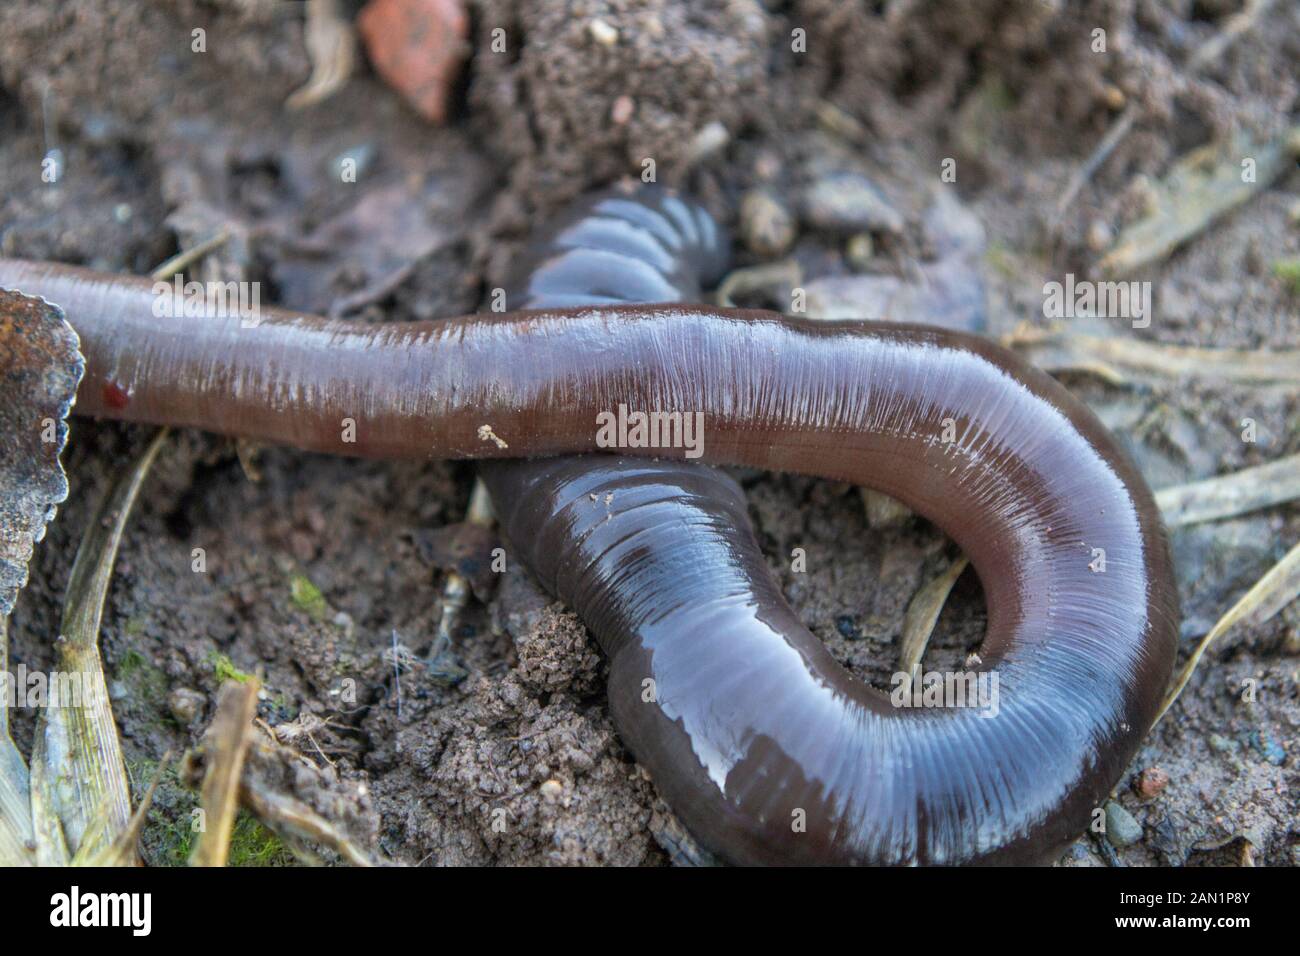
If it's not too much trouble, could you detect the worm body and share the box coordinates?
[500,185,729,309]
[483,186,1177,864]
[0,207,1178,863]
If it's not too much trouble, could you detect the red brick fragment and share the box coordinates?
[357,0,468,124]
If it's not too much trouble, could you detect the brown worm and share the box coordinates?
[0,210,1177,863]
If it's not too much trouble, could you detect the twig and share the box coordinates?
[897,557,970,691]
[427,480,493,671]
[1096,126,1300,278]
[286,0,357,110]
[1055,104,1138,220]
[240,782,376,867]
[715,260,803,309]
[1187,0,1274,73]
[1004,323,1300,385]
[1153,540,1300,727]
[191,677,261,867]
[1156,454,1300,528]
[149,231,231,282]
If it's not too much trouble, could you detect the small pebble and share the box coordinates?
[1085,219,1113,253]
[845,233,874,271]
[739,188,795,258]
[168,686,206,725]
[1104,800,1143,847]
[588,18,619,46]
[1243,237,1266,276]
[1133,766,1169,799]
[610,94,634,125]
[1128,174,1159,217]
[540,779,564,798]
[1208,732,1238,755]
[682,121,729,169]
[801,172,905,235]
[305,506,328,534]
[1249,729,1286,765]
[1103,84,1127,110]
[862,487,912,527]
[753,151,782,182]
[289,529,317,562]
[835,615,860,640]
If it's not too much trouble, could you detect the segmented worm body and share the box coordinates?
[0,187,1177,864]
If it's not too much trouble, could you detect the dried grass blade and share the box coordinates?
[1154,540,1300,726]
[898,557,970,688]
[191,678,260,867]
[36,429,168,858]
[1156,454,1300,528]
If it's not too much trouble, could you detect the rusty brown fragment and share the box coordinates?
[0,289,84,621]
[357,0,469,124]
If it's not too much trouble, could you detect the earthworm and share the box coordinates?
[0,186,1178,864]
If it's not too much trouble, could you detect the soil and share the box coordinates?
[1,0,1296,866]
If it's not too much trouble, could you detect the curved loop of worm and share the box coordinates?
[501,183,729,311]
[0,233,1178,863]
[483,186,1179,865]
